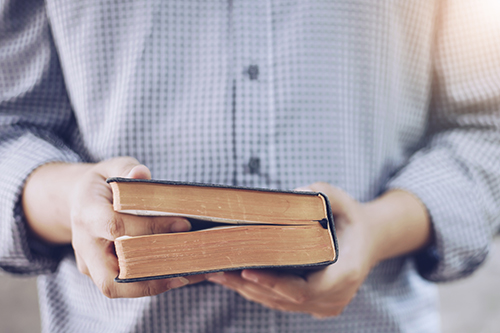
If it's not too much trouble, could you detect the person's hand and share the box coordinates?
[207,182,431,318]
[207,182,377,317]
[70,157,209,298]
[23,157,206,298]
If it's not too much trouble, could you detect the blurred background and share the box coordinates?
[1,238,499,333]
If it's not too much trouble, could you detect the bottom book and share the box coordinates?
[108,178,338,282]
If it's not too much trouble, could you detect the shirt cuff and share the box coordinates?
[0,133,82,276]
[386,146,491,282]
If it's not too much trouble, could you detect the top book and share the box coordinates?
[108,177,338,282]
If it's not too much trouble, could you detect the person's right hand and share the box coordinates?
[23,157,205,298]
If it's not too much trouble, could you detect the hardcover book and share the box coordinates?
[107,177,338,282]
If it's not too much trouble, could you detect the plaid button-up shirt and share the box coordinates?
[1,0,500,332]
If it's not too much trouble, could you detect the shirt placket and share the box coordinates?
[231,0,275,188]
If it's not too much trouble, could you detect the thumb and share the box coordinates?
[100,157,152,180]
[126,164,152,180]
[307,182,356,216]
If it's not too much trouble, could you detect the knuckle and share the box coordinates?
[100,281,116,299]
[149,218,164,235]
[267,280,278,290]
[295,294,310,305]
[142,285,155,297]
[105,215,125,239]
[294,290,310,304]
[295,296,307,305]
[76,260,89,276]
[142,283,166,297]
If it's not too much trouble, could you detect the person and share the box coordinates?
[1,0,500,332]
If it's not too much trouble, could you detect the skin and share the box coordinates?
[22,157,431,317]
[207,183,432,318]
[22,157,205,298]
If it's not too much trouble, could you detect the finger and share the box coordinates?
[240,269,310,303]
[241,268,353,308]
[235,285,304,312]
[126,164,152,180]
[207,271,253,291]
[305,261,364,307]
[93,157,152,183]
[84,237,189,298]
[208,271,344,316]
[309,304,346,318]
[307,182,356,215]
[121,215,192,237]
[184,273,207,285]
[233,282,346,317]
[80,203,191,239]
[208,271,291,303]
[209,271,304,304]
[217,273,319,313]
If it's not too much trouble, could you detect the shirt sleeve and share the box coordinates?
[386,0,500,282]
[0,1,84,275]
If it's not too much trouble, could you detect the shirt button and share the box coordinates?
[245,157,261,175]
[246,65,259,81]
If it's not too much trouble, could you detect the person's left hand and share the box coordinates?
[207,182,381,318]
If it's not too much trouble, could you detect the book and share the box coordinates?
[107,177,338,282]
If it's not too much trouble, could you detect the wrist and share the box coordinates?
[22,162,93,244]
[361,189,432,265]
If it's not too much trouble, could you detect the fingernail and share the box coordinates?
[125,168,135,178]
[241,270,259,283]
[169,277,189,289]
[125,165,142,178]
[207,272,226,283]
[125,164,151,179]
[171,219,191,232]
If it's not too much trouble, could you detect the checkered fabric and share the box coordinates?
[1,0,500,332]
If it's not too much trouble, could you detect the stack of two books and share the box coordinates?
[108,178,338,282]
